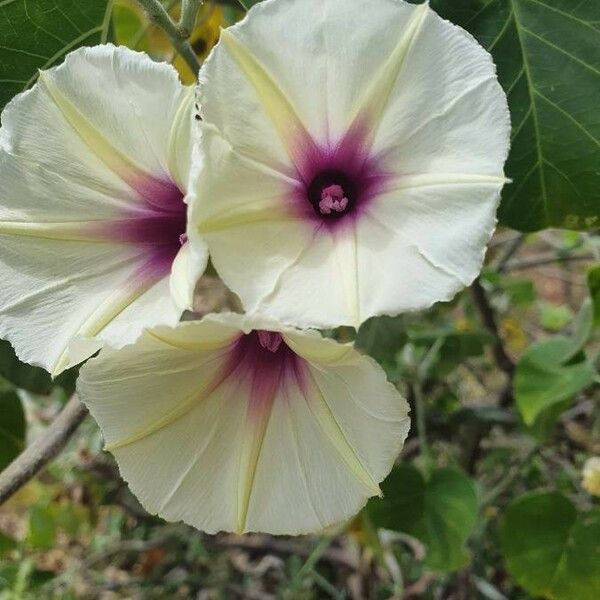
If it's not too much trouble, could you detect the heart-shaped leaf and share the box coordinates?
[368,465,478,572]
[500,492,600,600]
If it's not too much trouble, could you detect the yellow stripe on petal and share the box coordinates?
[39,70,154,195]
[197,196,294,233]
[106,380,211,451]
[0,220,111,242]
[351,2,429,140]
[220,29,315,170]
[236,404,275,534]
[51,264,167,376]
[304,369,381,497]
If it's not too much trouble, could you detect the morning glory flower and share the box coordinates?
[0,45,207,376]
[192,0,510,329]
[77,313,410,534]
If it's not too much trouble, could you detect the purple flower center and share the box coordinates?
[307,170,356,219]
[93,176,188,282]
[291,120,390,230]
[257,330,283,353]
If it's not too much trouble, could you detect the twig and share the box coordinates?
[495,233,526,272]
[0,396,88,505]
[289,536,334,592]
[136,0,201,75]
[179,0,203,37]
[503,253,594,271]
[470,277,514,377]
[413,338,444,468]
[213,535,358,571]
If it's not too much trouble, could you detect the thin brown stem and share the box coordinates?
[470,277,515,378]
[0,396,87,505]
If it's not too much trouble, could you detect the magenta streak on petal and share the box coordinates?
[85,175,187,274]
[285,117,394,233]
[125,174,186,215]
[207,331,307,423]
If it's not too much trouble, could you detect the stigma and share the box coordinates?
[319,184,349,215]
[257,330,283,353]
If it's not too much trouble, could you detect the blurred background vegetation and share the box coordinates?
[0,0,598,598]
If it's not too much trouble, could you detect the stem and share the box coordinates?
[136,0,201,75]
[495,233,526,272]
[470,277,515,377]
[503,253,594,271]
[289,536,334,591]
[179,0,203,38]
[0,396,88,505]
[413,381,430,467]
[413,338,443,468]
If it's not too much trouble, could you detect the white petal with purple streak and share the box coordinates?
[193,0,510,328]
[0,45,207,375]
[77,313,410,535]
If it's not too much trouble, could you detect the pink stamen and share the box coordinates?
[319,184,349,215]
[257,331,283,353]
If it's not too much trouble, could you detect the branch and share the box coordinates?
[495,233,526,272]
[503,253,594,271]
[136,0,201,75]
[470,277,515,378]
[0,396,88,505]
[179,0,203,38]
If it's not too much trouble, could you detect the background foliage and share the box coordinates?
[0,0,598,598]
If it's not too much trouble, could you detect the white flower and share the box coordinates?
[192,0,510,329]
[0,45,207,376]
[77,313,410,535]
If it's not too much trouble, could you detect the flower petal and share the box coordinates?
[0,45,201,374]
[367,7,510,176]
[193,0,510,328]
[77,314,409,535]
[355,180,504,316]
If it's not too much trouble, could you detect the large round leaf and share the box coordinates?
[426,0,600,232]
[500,492,600,600]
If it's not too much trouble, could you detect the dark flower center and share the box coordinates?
[307,169,357,219]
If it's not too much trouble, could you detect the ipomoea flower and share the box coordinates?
[193,0,510,329]
[77,313,410,534]
[0,45,207,376]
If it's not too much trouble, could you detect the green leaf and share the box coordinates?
[502,278,537,306]
[26,505,56,550]
[368,465,478,572]
[409,327,492,375]
[500,492,600,600]
[0,532,17,557]
[0,389,25,471]
[0,340,53,394]
[514,336,595,426]
[0,339,78,395]
[562,298,594,361]
[356,315,407,373]
[0,0,112,111]
[588,265,600,326]
[428,0,600,232]
[540,303,573,332]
